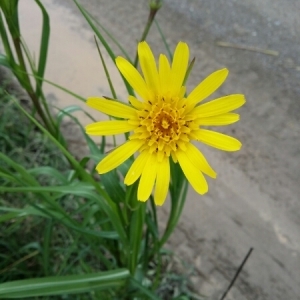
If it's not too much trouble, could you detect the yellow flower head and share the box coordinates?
[86,41,245,206]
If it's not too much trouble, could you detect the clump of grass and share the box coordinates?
[0,82,65,280]
[0,82,201,299]
[0,84,112,300]
[0,86,66,170]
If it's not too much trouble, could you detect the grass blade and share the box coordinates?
[73,0,134,96]
[130,277,162,300]
[85,10,132,62]
[0,11,15,64]
[94,36,117,99]
[0,269,130,298]
[129,202,146,275]
[34,0,50,96]
[154,20,172,60]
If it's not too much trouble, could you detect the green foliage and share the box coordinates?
[0,1,195,299]
[0,270,130,298]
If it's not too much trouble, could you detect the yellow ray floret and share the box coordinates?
[86,41,246,205]
[86,120,136,135]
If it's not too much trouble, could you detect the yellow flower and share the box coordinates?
[86,41,245,206]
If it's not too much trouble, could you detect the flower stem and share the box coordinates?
[13,36,56,136]
[133,7,159,68]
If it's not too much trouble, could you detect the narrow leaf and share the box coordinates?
[0,269,130,298]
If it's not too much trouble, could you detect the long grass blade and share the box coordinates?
[0,269,130,298]
[53,104,100,157]
[130,277,161,300]
[26,72,86,102]
[154,20,172,60]
[34,0,50,96]
[7,96,129,248]
[42,219,53,276]
[0,11,15,64]
[129,202,146,275]
[73,0,134,96]
[0,152,72,219]
[94,36,117,99]
[85,10,132,62]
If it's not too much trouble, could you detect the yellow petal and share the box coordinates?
[96,140,144,174]
[87,97,136,119]
[86,120,136,136]
[187,68,229,109]
[179,86,186,99]
[197,113,240,126]
[194,129,242,151]
[159,54,171,95]
[115,56,149,100]
[154,157,170,206]
[171,42,189,94]
[192,94,245,117]
[127,118,140,126]
[175,150,208,195]
[171,151,177,163]
[124,151,149,185]
[128,95,144,109]
[185,143,216,178]
[138,41,159,94]
[138,153,157,201]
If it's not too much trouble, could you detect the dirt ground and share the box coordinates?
[8,0,300,299]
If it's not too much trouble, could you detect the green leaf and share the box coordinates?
[129,198,146,274]
[145,211,159,240]
[27,166,69,184]
[0,0,20,39]
[101,170,126,204]
[0,54,11,67]
[85,10,132,63]
[0,269,130,298]
[125,181,139,210]
[28,74,86,102]
[42,219,53,276]
[130,277,162,300]
[0,211,21,223]
[55,105,100,158]
[0,183,94,194]
[8,91,129,251]
[154,20,172,60]
[34,0,50,97]
[56,105,96,125]
[73,0,134,96]
[159,161,188,249]
[0,152,74,221]
[0,12,15,64]
[94,36,117,99]
[183,57,195,87]
[0,205,119,240]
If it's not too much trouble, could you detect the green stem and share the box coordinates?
[147,176,188,262]
[127,193,146,275]
[13,36,56,136]
[0,12,15,64]
[159,179,188,249]
[133,8,159,68]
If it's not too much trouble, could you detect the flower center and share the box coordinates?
[150,103,179,141]
[161,117,170,130]
[133,97,190,158]
[152,109,179,141]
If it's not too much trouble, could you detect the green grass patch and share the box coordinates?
[0,80,202,299]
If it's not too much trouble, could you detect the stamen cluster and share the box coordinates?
[135,96,190,158]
